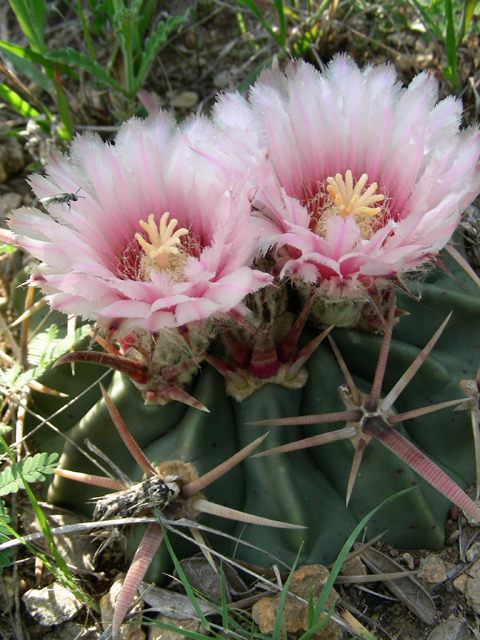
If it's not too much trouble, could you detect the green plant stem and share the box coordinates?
[75,0,96,62]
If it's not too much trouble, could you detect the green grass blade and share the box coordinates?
[237,59,274,93]
[407,0,443,40]
[0,505,13,573]
[0,50,51,94]
[456,0,479,45]
[272,548,302,640]
[298,486,418,640]
[0,83,40,118]
[30,0,45,49]
[8,0,44,52]
[0,41,78,78]
[219,561,229,632]
[273,0,286,47]
[54,65,73,140]
[275,0,286,48]
[444,0,459,92]
[300,602,334,639]
[157,518,210,629]
[75,0,96,62]
[236,0,288,52]
[0,44,53,94]
[307,585,314,628]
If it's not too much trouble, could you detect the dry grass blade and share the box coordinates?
[358,546,436,625]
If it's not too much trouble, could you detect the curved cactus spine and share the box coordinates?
[364,292,396,411]
[53,468,122,491]
[362,416,480,522]
[381,313,453,412]
[251,426,358,458]
[112,522,163,639]
[446,243,480,290]
[55,351,149,384]
[158,386,209,411]
[192,499,305,528]
[100,384,157,478]
[182,433,268,498]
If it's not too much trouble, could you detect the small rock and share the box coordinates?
[339,556,366,577]
[252,565,343,640]
[22,582,84,626]
[172,92,199,110]
[402,553,415,571]
[444,561,455,574]
[148,614,206,640]
[178,555,246,602]
[289,565,338,605]
[1,192,23,217]
[253,595,309,635]
[466,542,480,563]
[100,574,145,639]
[41,620,97,639]
[465,577,480,614]
[453,574,468,595]
[467,557,480,580]
[418,555,447,590]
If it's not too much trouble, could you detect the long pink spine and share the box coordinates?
[111,522,164,638]
[364,417,480,522]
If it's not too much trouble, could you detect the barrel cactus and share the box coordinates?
[8,54,480,633]
[25,251,480,571]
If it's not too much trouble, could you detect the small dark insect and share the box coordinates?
[93,476,179,521]
[40,187,85,211]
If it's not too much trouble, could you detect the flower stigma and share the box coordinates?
[313,171,386,240]
[136,212,189,281]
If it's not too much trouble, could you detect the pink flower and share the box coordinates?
[214,56,480,297]
[9,112,271,335]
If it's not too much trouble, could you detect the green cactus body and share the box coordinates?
[27,253,480,580]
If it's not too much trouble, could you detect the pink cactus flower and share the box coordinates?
[9,113,271,335]
[214,56,480,298]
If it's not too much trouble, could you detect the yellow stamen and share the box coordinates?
[326,170,384,220]
[135,213,188,270]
